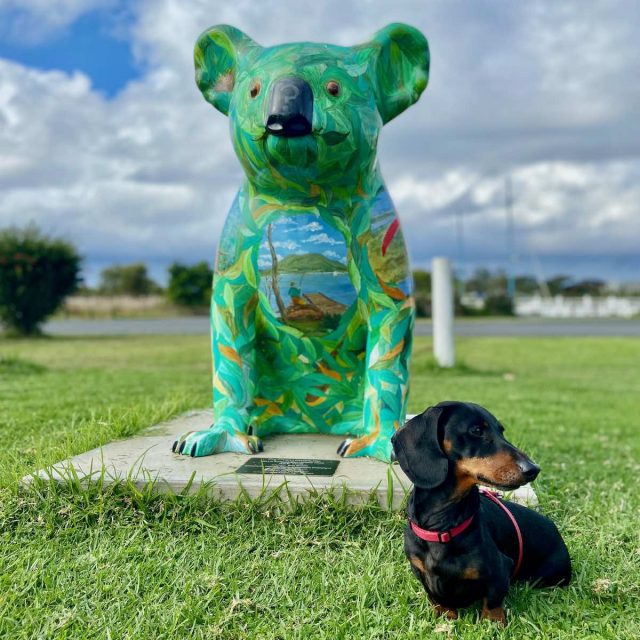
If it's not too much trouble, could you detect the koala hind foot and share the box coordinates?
[337,435,391,462]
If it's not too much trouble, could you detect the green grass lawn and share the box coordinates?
[1,335,639,639]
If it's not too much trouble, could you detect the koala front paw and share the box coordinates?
[172,427,263,457]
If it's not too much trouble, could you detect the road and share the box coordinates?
[41,317,640,337]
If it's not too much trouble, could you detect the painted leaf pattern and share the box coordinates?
[192,23,428,460]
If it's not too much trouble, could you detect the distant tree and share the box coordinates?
[562,279,607,296]
[466,267,509,297]
[0,225,81,335]
[484,294,515,316]
[412,269,431,317]
[413,269,431,293]
[459,267,519,316]
[167,262,213,308]
[466,269,541,297]
[488,269,508,297]
[466,267,492,295]
[98,263,161,296]
[515,275,539,295]
[546,275,572,296]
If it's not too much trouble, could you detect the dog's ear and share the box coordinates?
[194,24,260,115]
[392,406,449,488]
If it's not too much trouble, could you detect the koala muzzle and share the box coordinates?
[265,77,313,137]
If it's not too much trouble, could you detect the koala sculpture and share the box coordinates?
[173,23,429,462]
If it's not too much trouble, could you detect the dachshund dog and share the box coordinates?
[392,401,571,623]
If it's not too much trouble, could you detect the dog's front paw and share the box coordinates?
[433,603,458,620]
[172,427,263,457]
[480,605,506,625]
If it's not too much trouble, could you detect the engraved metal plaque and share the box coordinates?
[235,457,339,476]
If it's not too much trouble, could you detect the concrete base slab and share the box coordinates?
[25,410,538,509]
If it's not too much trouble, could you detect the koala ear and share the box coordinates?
[194,24,260,116]
[361,23,429,124]
[391,406,449,489]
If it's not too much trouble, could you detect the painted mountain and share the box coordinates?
[260,252,348,275]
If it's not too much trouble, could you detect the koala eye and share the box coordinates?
[469,425,484,437]
[249,80,261,99]
[326,80,340,97]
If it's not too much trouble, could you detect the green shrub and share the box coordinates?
[484,293,515,316]
[98,263,161,296]
[412,269,431,318]
[167,262,212,308]
[0,226,81,335]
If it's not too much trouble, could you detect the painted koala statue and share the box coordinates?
[173,23,429,462]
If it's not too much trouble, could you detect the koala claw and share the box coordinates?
[336,439,352,457]
[172,427,262,457]
[171,438,189,455]
[337,435,392,462]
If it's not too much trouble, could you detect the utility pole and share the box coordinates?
[432,257,455,367]
[455,209,465,296]
[505,176,516,300]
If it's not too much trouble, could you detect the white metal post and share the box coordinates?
[432,257,455,367]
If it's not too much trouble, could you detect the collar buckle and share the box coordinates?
[438,531,451,543]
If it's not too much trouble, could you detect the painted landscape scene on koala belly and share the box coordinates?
[258,213,356,337]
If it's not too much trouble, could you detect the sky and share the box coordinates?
[0,0,638,286]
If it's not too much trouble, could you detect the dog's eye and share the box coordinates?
[469,425,484,437]
[249,80,261,99]
[326,80,340,97]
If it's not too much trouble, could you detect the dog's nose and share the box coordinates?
[265,76,313,137]
[518,459,540,482]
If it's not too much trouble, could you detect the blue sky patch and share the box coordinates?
[0,7,139,97]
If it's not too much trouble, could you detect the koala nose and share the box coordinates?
[265,76,313,137]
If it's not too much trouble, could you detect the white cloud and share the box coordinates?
[0,0,638,282]
[0,0,117,43]
[391,170,479,213]
[272,240,300,251]
[298,221,323,232]
[323,250,344,261]
[303,233,341,246]
[396,159,640,271]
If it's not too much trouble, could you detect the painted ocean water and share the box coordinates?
[260,271,356,309]
[260,272,413,310]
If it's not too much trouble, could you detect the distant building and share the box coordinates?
[604,280,640,295]
[460,292,485,310]
[516,295,640,318]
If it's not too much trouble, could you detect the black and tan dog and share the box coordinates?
[392,401,571,623]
